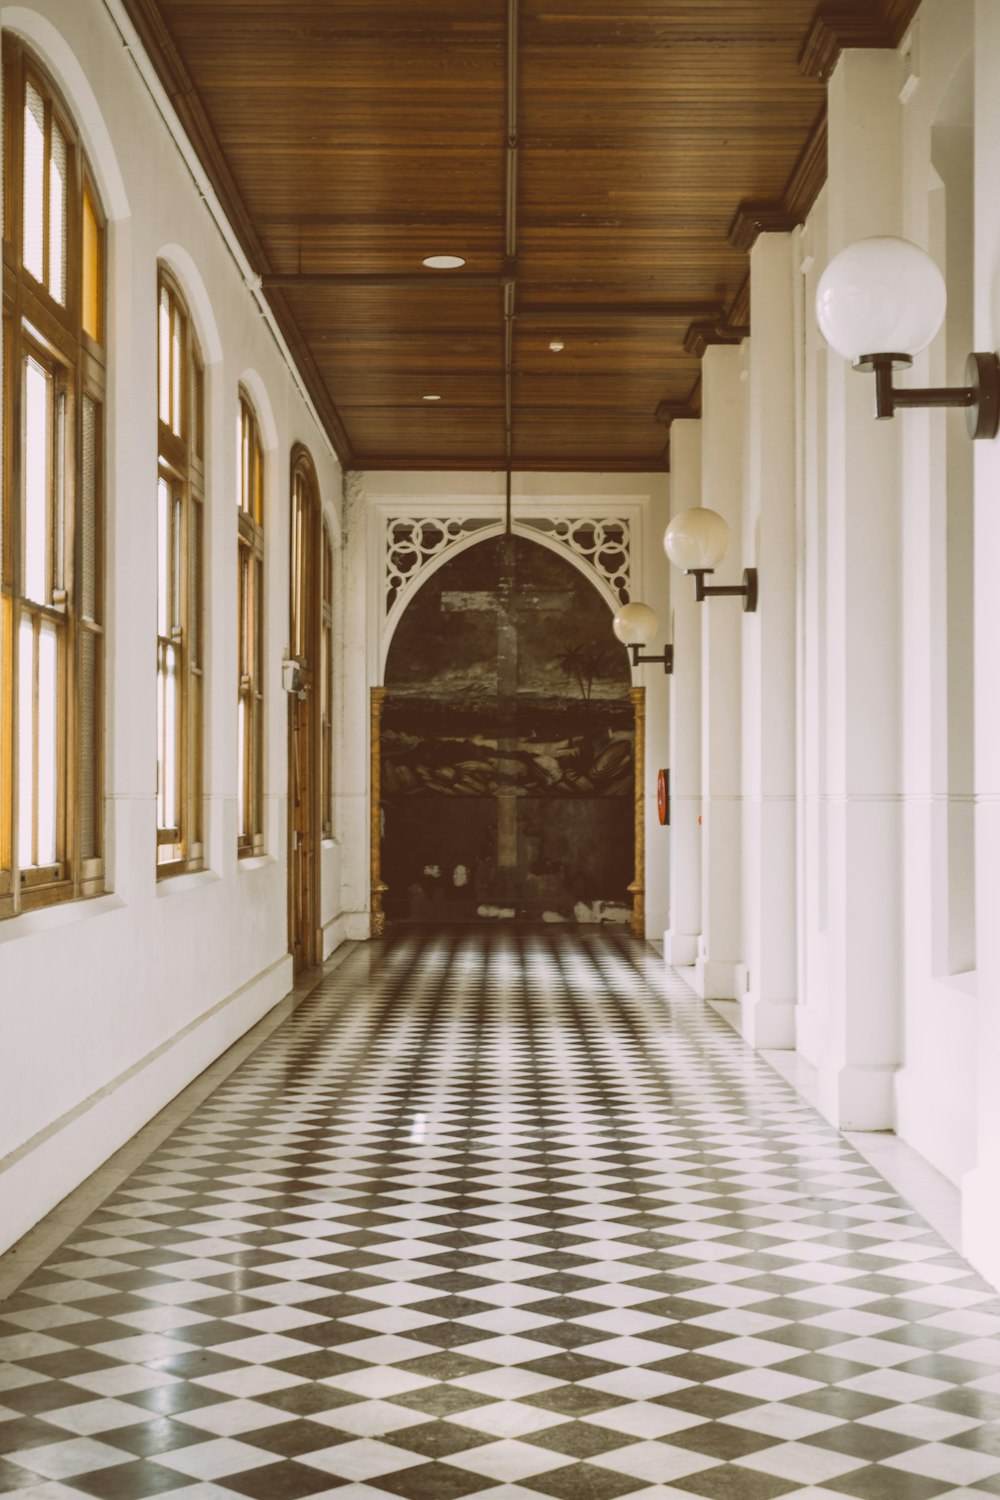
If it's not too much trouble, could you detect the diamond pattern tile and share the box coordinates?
[2,930,999,1500]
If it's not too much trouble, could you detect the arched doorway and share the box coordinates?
[378,534,635,925]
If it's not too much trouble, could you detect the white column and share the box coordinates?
[642,475,673,940]
[815,48,904,1127]
[740,233,798,1047]
[962,0,1000,1289]
[664,419,702,967]
[692,345,745,999]
[339,471,376,938]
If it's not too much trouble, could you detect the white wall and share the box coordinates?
[0,0,349,1254]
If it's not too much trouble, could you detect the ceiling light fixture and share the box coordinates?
[816,236,1000,439]
[663,508,758,612]
[422,394,442,401]
[548,340,565,352]
[612,602,674,672]
[422,254,466,269]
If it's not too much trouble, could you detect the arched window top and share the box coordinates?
[238,389,264,526]
[3,36,106,343]
[157,265,204,458]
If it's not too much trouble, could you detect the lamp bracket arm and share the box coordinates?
[630,643,674,674]
[858,352,1000,438]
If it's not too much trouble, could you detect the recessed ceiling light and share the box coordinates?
[422,254,466,269]
[422,394,442,401]
[549,340,565,352]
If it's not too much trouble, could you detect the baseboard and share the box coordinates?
[321,910,353,960]
[663,929,699,967]
[0,953,293,1255]
[894,1065,975,1187]
[690,956,738,999]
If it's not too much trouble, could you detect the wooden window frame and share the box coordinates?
[156,267,204,878]
[237,390,265,857]
[1,38,106,920]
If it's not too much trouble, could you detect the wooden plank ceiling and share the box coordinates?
[124,0,920,471]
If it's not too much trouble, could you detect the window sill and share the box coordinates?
[0,892,125,947]
[155,869,222,899]
[238,853,276,873]
[938,969,978,999]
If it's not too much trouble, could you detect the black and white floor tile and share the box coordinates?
[3,930,1000,1500]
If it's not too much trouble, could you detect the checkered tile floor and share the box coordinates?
[3,932,1000,1500]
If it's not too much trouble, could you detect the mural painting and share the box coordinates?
[381,535,634,924]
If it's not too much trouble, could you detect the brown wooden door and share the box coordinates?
[288,451,320,973]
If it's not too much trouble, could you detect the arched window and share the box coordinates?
[156,268,204,874]
[0,38,106,918]
[237,392,264,855]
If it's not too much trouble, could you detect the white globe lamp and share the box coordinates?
[610,601,672,672]
[815,234,999,439]
[663,507,730,572]
[612,602,658,647]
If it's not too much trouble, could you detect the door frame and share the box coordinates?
[288,445,321,972]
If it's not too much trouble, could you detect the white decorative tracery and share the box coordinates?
[518,516,631,605]
[384,514,631,616]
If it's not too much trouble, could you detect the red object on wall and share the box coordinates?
[657,769,670,826]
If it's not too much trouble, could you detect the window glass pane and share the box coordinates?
[81,398,98,620]
[237,407,245,510]
[23,356,50,604]
[172,493,182,635]
[190,501,202,669]
[237,697,246,835]
[79,628,98,860]
[158,287,171,426]
[54,389,66,592]
[22,82,45,283]
[48,120,67,304]
[171,317,183,435]
[157,476,169,638]
[160,643,177,830]
[37,620,57,864]
[17,619,33,867]
[82,186,101,341]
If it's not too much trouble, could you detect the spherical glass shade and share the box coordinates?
[815,237,947,361]
[663,508,730,572]
[612,601,658,647]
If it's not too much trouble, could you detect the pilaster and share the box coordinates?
[691,345,745,1000]
[663,419,702,968]
[814,47,904,1127]
[740,232,798,1048]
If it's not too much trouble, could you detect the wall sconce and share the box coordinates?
[663,508,758,612]
[612,602,673,672]
[816,235,1000,439]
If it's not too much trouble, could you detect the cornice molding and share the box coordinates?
[728,204,800,255]
[653,400,695,428]
[118,0,356,465]
[683,318,750,360]
[798,0,923,81]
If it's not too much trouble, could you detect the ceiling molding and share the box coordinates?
[653,400,695,428]
[727,108,828,257]
[798,0,924,81]
[727,275,751,334]
[728,204,800,255]
[683,318,750,360]
[117,0,356,466]
[349,456,669,474]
